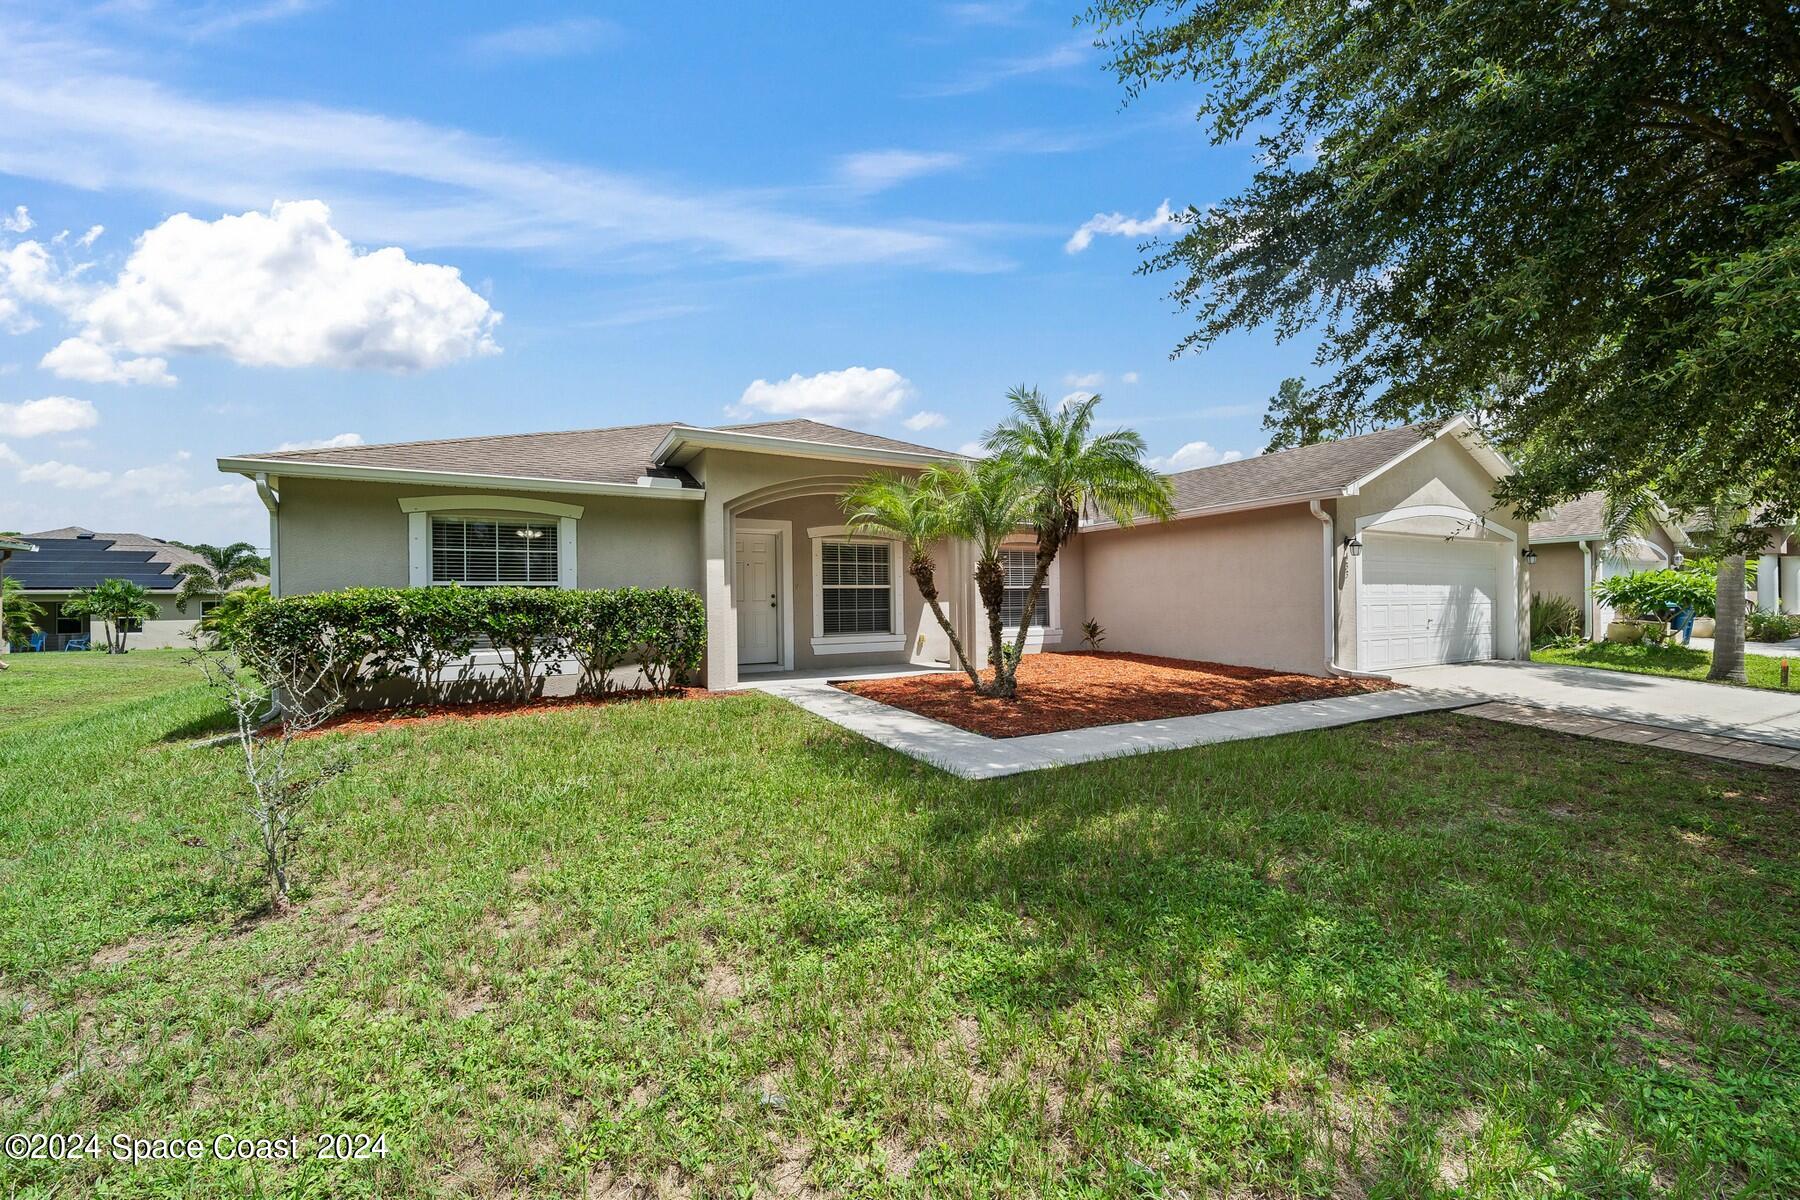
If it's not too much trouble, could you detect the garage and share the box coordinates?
[1357,534,1499,670]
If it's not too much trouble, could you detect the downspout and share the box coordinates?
[1578,539,1593,640]
[1310,500,1389,679]
[254,473,280,596]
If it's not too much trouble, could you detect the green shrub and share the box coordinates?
[1529,592,1581,646]
[1591,567,1717,620]
[1747,610,1800,642]
[239,585,706,701]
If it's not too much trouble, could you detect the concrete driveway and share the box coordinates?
[1394,660,1800,750]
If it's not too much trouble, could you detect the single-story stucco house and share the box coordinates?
[217,414,1529,688]
[5,528,249,650]
[1528,493,1690,639]
[1682,516,1798,617]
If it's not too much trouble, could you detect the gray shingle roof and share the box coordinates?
[1528,493,1610,541]
[1164,422,1438,513]
[232,418,953,487]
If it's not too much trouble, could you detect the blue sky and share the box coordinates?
[0,0,1298,544]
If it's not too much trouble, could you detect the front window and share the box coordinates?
[55,612,85,635]
[430,516,559,586]
[117,616,144,633]
[819,541,893,635]
[999,548,1048,629]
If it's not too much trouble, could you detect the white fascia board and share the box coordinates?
[217,457,705,500]
[1341,414,1515,497]
[652,426,956,470]
[1080,489,1344,532]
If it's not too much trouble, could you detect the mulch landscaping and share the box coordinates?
[290,687,722,738]
[838,651,1399,737]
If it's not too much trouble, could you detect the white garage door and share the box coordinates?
[1358,535,1498,670]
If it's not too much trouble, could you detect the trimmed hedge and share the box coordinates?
[237,585,705,698]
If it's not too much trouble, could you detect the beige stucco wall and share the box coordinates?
[1330,434,1530,667]
[1078,503,1328,674]
[273,476,703,596]
[1530,543,1588,629]
[735,491,931,671]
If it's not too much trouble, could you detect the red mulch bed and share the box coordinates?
[287,687,721,739]
[837,651,1399,738]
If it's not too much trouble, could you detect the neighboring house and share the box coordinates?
[1682,515,1798,616]
[1529,493,1689,639]
[8,528,256,649]
[217,414,1528,687]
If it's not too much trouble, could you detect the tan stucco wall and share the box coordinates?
[735,491,931,671]
[273,476,703,596]
[1078,503,1328,674]
[1330,434,1529,667]
[1531,543,1588,626]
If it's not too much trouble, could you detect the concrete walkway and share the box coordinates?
[1391,660,1800,750]
[1458,701,1799,768]
[1687,634,1800,656]
[745,676,1471,780]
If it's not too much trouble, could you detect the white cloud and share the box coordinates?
[1148,441,1245,472]
[918,39,1089,97]
[0,395,99,437]
[2,205,31,233]
[463,17,620,61]
[40,338,175,386]
[0,34,967,270]
[733,367,915,423]
[1065,200,1181,253]
[903,411,947,431]
[0,442,19,465]
[19,458,111,488]
[957,440,988,458]
[1063,371,1104,389]
[1060,390,1094,409]
[77,224,103,247]
[836,150,965,194]
[274,432,364,452]
[29,201,499,384]
[1121,371,1139,384]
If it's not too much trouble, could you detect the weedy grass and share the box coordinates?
[1,653,1796,1197]
[1533,642,1795,692]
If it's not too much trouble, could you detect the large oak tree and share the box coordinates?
[1083,0,1799,677]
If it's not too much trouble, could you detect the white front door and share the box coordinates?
[735,531,780,666]
[1358,535,1498,670]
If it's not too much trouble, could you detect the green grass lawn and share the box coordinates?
[2,655,1796,1198]
[1533,641,1796,691]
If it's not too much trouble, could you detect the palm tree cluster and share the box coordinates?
[842,386,1173,699]
[173,542,265,614]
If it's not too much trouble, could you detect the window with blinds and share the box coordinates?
[998,548,1048,628]
[430,517,559,586]
[819,541,893,635]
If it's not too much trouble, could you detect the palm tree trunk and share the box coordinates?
[974,556,1007,692]
[1709,554,1748,683]
[909,558,983,691]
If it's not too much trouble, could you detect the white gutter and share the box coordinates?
[1309,500,1389,680]
[1578,539,1593,640]
[219,457,705,501]
[1083,489,1344,532]
[254,473,281,596]
[651,425,957,470]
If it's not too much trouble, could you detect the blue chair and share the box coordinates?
[24,631,46,652]
[63,634,90,651]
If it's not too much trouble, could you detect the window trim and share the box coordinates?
[807,525,905,655]
[401,495,582,589]
[998,537,1061,646]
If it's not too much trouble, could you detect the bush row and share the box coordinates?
[236,585,706,697]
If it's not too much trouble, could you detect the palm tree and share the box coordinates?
[928,456,1035,685]
[173,542,263,613]
[983,387,1175,698]
[2,575,45,648]
[65,578,159,654]
[1701,497,1755,684]
[841,473,983,690]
